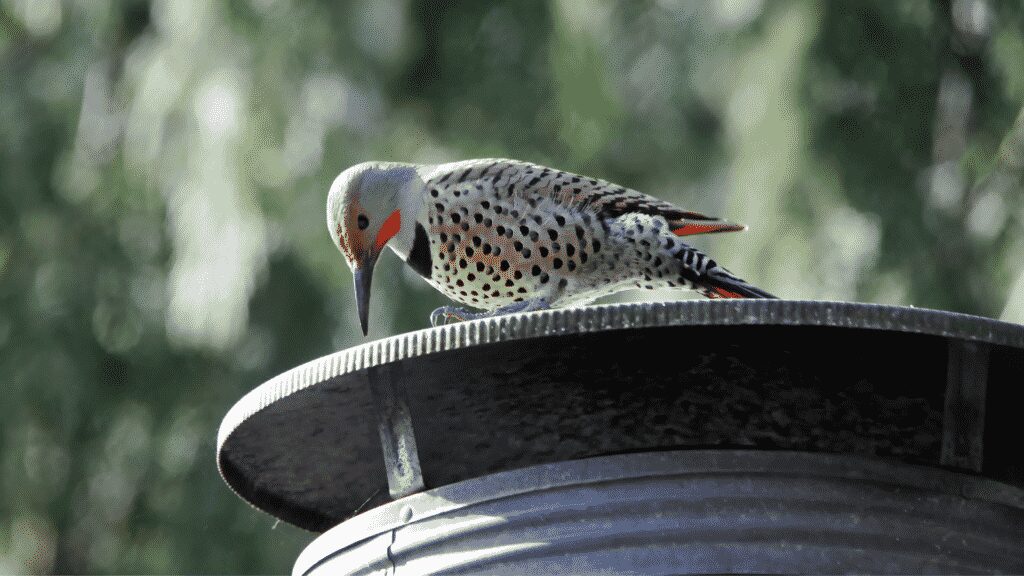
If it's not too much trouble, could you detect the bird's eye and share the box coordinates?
[357,214,369,230]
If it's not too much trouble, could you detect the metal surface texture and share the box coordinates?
[216,300,1024,531]
[292,450,1024,575]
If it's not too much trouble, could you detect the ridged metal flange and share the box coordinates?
[293,450,1024,575]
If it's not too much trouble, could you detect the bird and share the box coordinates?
[327,158,775,335]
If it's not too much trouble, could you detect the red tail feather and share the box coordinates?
[709,286,746,299]
[672,223,746,237]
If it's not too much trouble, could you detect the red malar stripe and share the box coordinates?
[374,209,402,251]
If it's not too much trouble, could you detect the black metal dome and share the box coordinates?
[216,300,1024,534]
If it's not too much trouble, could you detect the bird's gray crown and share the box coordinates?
[327,161,418,236]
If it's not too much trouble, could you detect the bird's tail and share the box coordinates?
[698,266,777,299]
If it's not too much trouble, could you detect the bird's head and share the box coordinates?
[327,161,420,335]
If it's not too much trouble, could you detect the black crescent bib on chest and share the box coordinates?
[406,222,432,278]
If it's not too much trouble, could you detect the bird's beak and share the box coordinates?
[350,209,402,336]
[353,258,375,336]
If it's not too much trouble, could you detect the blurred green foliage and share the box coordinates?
[1,0,1023,573]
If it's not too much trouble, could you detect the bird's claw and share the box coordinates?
[429,298,552,328]
[430,306,471,327]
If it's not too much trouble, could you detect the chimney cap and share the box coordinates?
[217,300,1024,531]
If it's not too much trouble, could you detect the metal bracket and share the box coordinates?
[367,363,425,499]
[941,339,990,472]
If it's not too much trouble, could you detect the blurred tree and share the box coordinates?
[0,0,1021,573]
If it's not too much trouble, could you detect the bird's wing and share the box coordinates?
[431,159,746,237]
[580,183,747,237]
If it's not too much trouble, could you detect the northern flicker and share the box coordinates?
[327,159,775,335]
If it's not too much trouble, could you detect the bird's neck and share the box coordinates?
[386,184,426,262]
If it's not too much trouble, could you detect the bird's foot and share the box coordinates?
[430,306,474,327]
[429,298,551,327]
[491,298,551,316]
